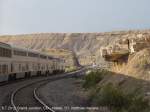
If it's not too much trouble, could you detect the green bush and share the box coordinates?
[128,95,150,112]
[82,70,107,88]
[83,70,150,112]
[93,83,129,111]
[92,83,150,112]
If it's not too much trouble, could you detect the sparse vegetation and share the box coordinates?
[91,83,150,112]
[111,49,150,80]
[82,69,109,88]
[82,69,150,112]
[65,66,77,72]
[111,63,127,74]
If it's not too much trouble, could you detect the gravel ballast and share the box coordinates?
[38,78,90,112]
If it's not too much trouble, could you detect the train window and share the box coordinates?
[26,64,28,71]
[28,52,39,57]
[32,64,35,70]
[47,64,48,69]
[40,55,47,59]
[11,64,13,72]
[38,64,40,69]
[0,65,1,74]
[2,65,7,74]
[22,66,26,72]
[6,65,8,74]
[14,50,27,56]
[19,64,21,71]
[0,47,11,58]
[48,56,53,60]
[2,65,4,73]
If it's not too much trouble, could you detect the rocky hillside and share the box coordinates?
[0,30,150,65]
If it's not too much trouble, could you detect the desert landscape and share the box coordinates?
[1,0,150,111]
[0,30,150,111]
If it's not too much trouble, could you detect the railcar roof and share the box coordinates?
[11,45,28,52]
[39,52,53,57]
[12,45,40,54]
[0,42,11,49]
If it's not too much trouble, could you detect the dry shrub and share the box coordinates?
[111,48,150,80]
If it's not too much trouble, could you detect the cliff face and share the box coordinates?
[0,30,150,65]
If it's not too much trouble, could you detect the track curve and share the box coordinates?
[10,69,86,112]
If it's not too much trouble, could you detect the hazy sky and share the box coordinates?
[0,0,150,35]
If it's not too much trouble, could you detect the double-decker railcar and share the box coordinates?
[0,42,65,82]
[11,46,29,79]
[0,43,12,82]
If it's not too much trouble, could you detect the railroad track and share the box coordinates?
[10,69,85,112]
[34,82,55,112]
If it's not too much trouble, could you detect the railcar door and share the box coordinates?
[0,62,10,82]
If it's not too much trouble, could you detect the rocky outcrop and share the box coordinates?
[101,31,150,63]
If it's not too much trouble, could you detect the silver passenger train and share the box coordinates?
[0,42,65,82]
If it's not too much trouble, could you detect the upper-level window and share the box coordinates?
[0,47,12,58]
[14,50,27,56]
[40,55,47,59]
[28,52,39,57]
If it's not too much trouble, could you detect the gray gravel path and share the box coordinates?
[38,78,90,112]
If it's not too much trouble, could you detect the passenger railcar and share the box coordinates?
[0,43,12,82]
[0,42,65,82]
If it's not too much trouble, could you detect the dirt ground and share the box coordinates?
[38,77,94,112]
